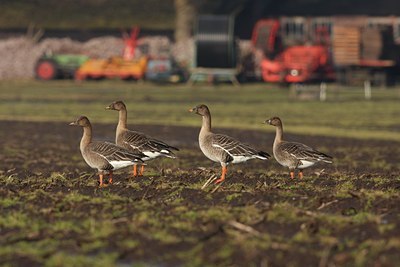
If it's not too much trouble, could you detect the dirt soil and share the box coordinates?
[1,120,400,267]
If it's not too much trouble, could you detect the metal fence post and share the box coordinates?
[364,80,371,100]
[320,82,327,101]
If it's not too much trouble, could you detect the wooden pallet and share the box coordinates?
[332,26,360,65]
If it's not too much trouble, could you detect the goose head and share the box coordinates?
[106,100,126,111]
[189,104,210,116]
[69,116,91,127]
[265,117,282,127]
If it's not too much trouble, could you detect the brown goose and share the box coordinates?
[69,116,144,186]
[106,100,179,177]
[190,104,271,184]
[265,117,333,179]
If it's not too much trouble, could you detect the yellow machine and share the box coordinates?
[75,27,147,81]
[75,56,147,80]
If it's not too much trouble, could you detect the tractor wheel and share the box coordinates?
[35,59,59,80]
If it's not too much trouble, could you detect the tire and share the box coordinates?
[35,59,59,80]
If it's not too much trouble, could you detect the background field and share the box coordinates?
[1,81,400,266]
[1,80,400,140]
[0,0,176,30]
[1,0,399,30]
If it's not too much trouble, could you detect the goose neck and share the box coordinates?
[80,125,92,150]
[117,109,128,130]
[274,124,283,145]
[200,114,212,134]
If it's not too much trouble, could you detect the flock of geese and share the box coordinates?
[70,101,333,187]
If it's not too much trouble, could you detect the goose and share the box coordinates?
[106,101,179,177]
[190,104,271,184]
[69,116,144,186]
[265,116,333,179]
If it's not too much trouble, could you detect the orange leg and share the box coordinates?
[133,164,138,177]
[290,171,295,179]
[215,166,227,184]
[99,173,104,187]
[298,171,303,179]
[139,165,145,176]
[108,171,113,184]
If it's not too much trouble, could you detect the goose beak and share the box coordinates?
[105,105,113,110]
[69,121,78,126]
[264,119,271,125]
[189,107,196,113]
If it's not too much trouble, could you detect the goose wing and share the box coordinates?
[89,141,144,163]
[123,131,179,152]
[122,130,179,155]
[280,142,332,163]
[211,134,270,159]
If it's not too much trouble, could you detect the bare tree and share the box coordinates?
[174,0,197,42]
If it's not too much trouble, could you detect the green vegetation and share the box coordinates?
[0,80,399,141]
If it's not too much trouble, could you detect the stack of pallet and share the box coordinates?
[332,26,360,66]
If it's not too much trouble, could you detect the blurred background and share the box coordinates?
[1,0,400,85]
[0,0,400,141]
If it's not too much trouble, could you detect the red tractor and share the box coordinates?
[252,19,335,83]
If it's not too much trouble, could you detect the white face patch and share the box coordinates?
[109,160,135,170]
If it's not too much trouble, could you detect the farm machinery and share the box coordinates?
[253,19,334,83]
[75,27,147,80]
[34,27,185,82]
[35,54,89,80]
[251,16,400,85]
[35,27,149,81]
